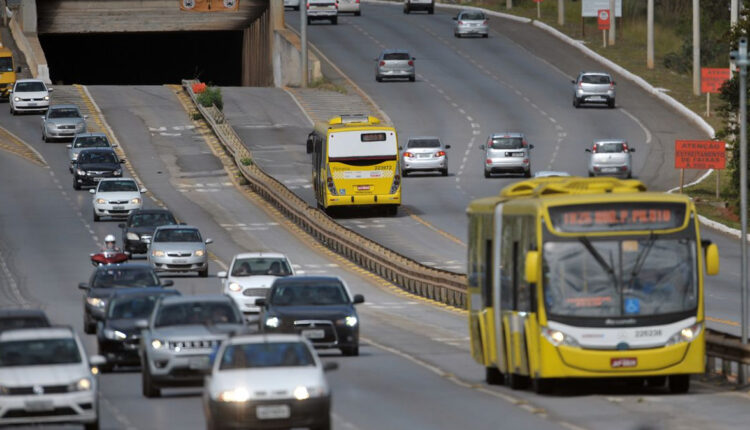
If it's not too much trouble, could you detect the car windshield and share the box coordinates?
[0,338,81,367]
[219,342,315,370]
[407,139,440,148]
[154,302,239,327]
[129,212,176,228]
[461,12,485,20]
[49,108,81,119]
[98,180,138,192]
[383,52,410,60]
[231,258,293,277]
[108,296,160,319]
[595,143,625,153]
[153,228,201,242]
[542,237,697,318]
[92,267,160,288]
[0,57,13,73]
[581,74,611,84]
[0,316,48,330]
[79,151,117,164]
[489,137,523,149]
[74,136,109,148]
[15,81,45,92]
[269,281,349,306]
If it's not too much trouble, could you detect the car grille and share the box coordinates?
[3,407,78,418]
[87,171,113,176]
[167,252,192,257]
[166,264,192,269]
[58,125,76,130]
[242,288,268,297]
[6,384,69,395]
[21,98,45,102]
[108,200,129,205]
[168,339,221,350]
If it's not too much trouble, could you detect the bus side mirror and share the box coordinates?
[524,251,540,284]
[306,135,314,154]
[705,243,719,276]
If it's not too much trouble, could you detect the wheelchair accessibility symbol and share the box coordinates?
[624,298,640,315]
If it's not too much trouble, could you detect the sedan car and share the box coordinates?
[480,133,534,178]
[67,133,113,172]
[90,178,146,222]
[119,209,178,254]
[453,10,489,38]
[0,327,104,429]
[139,295,246,397]
[257,276,364,356]
[72,148,125,190]
[307,0,338,24]
[573,71,616,108]
[585,139,634,178]
[147,225,213,277]
[203,334,337,430]
[41,104,87,142]
[78,263,173,334]
[401,136,450,176]
[96,288,180,372]
[0,309,50,331]
[219,252,295,316]
[9,78,51,114]
[375,49,415,82]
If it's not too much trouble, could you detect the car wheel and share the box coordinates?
[441,168,448,176]
[9,105,14,115]
[627,172,633,179]
[376,75,382,82]
[454,32,460,38]
[294,5,300,11]
[307,17,312,24]
[485,366,504,385]
[508,373,529,390]
[84,315,96,334]
[428,7,434,14]
[142,363,161,398]
[524,168,531,178]
[668,375,690,394]
[341,345,359,356]
[93,210,101,222]
[401,169,408,177]
[482,33,489,38]
[588,172,594,177]
[608,98,616,109]
[331,16,337,24]
[533,377,555,394]
[313,414,332,430]
[384,206,398,217]
[84,417,100,430]
[42,132,47,142]
[355,11,361,16]
[409,75,415,82]
[404,7,409,14]
[484,170,490,178]
[573,98,580,108]
[199,268,209,278]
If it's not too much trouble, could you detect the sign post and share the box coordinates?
[533,0,542,19]
[701,68,730,117]
[598,9,610,48]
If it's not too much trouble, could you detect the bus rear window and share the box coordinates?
[361,133,386,142]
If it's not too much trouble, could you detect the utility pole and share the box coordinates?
[731,0,739,75]
[301,2,308,88]
[692,0,700,96]
[506,0,512,10]
[730,36,749,384]
[558,0,564,26]
[608,0,616,46]
[647,0,654,69]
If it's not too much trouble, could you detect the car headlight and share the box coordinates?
[152,250,165,257]
[228,282,241,292]
[293,386,310,400]
[541,327,579,347]
[218,387,250,403]
[114,169,122,176]
[69,377,92,392]
[126,232,140,241]
[76,169,86,176]
[43,95,50,101]
[13,96,19,102]
[130,197,141,205]
[72,153,79,160]
[194,249,205,257]
[104,328,127,340]
[265,316,280,328]
[95,198,107,204]
[151,339,165,349]
[86,297,107,309]
[337,316,358,327]
[666,322,703,346]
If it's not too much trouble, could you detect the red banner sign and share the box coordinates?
[180,0,239,12]
[675,140,726,170]
[701,68,730,94]
[597,9,611,30]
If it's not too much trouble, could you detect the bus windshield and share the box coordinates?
[328,130,397,160]
[542,237,697,318]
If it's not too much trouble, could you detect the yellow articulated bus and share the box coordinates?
[467,177,719,394]
[306,115,401,215]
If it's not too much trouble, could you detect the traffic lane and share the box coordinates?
[703,228,743,336]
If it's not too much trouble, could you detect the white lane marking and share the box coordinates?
[620,107,653,144]
[0,247,28,306]
[100,397,138,430]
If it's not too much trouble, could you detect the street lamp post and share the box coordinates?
[301,2,308,88]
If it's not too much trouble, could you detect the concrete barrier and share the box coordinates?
[273,28,322,87]
[8,14,49,83]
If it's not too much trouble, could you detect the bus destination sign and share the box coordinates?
[548,202,686,233]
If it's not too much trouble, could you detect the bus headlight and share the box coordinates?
[542,327,579,347]
[666,322,703,346]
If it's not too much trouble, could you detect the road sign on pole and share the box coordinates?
[674,140,727,170]
[701,68,730,117]
[598,9,610,48]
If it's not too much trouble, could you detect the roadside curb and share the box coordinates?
[0,124,47,167]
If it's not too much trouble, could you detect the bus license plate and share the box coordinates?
[357,185,371,191]
[611,357,637,368]
[256,405,291,420]
[302,329,325,339]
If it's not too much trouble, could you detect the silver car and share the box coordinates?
[67,133,113,172]
[585,139,634,178]
[338,0,361,15]
[42,104,87,142]
[453,10,489,38]
[401,136,450,176]
[573,71,616,108]
[375,49,415,82]
[307,0,338,25]
[146,225,213,277]
[480,133,534,178]
[404,0,434,14]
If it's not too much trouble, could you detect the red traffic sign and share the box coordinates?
[701,68,730,94]
[675,140,726,170]
[597,9,611,30]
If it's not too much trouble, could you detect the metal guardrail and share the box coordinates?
[181,80,750,383]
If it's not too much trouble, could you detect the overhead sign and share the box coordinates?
[597,9,610,30]
[701,68,730,94]
[582,0,622,18]
[675,140,726,170]
[180,0,239,12]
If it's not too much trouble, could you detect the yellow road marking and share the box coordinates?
[404,206,466,246]
[706,316,740,327]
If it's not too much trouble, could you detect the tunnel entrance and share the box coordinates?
[40,31,244,85]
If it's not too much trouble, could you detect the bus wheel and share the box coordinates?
[485,367,504,385]
[532,377,555,394]
[508,373,529,390]
[668,375,690,394]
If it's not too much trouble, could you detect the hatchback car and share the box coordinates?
[219,252,295,316]
[401,136,450,176]
[0,327,104,429]
[90,178,146,222]
[257,276,364,356]
[146,225,213,277]
[119,209,178,254]
[480,133,534,178]
[67,133,113,172]
[585,139,634,178]
[0,309,50,331]
[203,334,337,430]
[338,0,361,15]
[376,49,415,82]
[307,0,338,24]
[72,148,125,190]
[9,78,51,114]
[404,0,434,14]
[573,72,616,108]
[453,10,489,38]
[41,104,87,142]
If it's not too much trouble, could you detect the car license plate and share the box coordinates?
[189,356,210,370]
[171,259,187,264]
[113,205,125,210]
[510,152,524,157]
[302,329,325,339]
[29,103,38,107]
[611,357,637,368]
[418,153,431,158]
[256,404,291,420]
[590,96,605,101]
[602,167,618,173]
[93,177,102,181]
[25,400,54,412]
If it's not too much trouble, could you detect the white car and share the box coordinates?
[0,327,104,429]
[283,0,300,10]
[338,0,361,15]
[202,334,337,430]
[90,178,146,222]
[218,252,295,315]
[307,0,338,24]
[9,79,52,115]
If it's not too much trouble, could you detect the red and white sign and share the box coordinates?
[610,357,637,368]
[701,68,730,94]
[675,140,726,170]
[597,9,610,30]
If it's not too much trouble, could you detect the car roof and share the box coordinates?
[489,132,524,138]
[73,132,108,138]
[155,224,198,231]
[159,294,233,305]
[0,327,76,342]
[98,178,136,183]
[408,136,440,141]
[0,309,48,319]
[459,9,485,14]
[225,333,308,345]
[78,147,116,154]
[533,171,571,177]
[93,263,154,273]
[15,78,45,83]
[579,71,612,76]
[49,104,80,110]
[108,288,179,298]
[593,139,626,145]
[381,49,410,55]
[130,209,173,215]
[233,252,288,260]
[274,275,341,283]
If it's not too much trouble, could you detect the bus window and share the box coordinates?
[482,239,493,307]
[500,217,514,310]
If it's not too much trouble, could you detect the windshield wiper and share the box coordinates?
[578,237,617,286]
[627,232,657,289]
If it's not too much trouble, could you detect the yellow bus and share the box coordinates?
[306,115,401,215]
[467,177,719,394]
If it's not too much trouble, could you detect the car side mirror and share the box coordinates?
[479,144,485,150]
[118,223,126,228]
[161,279,174,287]
[84,115,89,119]
[571,80,576,84]
[612,81,616,85]
[66,144,72,149]
[412,57,416,60]
[217,271,228,278]
[78,282,90,290]
[452,16,457,20]
[254,298,267,307]
[119,159,126,164]
[89,355,106,367]
[89,189,96,194]
[398,145,403,150]
[352,294,365,304]
[40,116,45,120]
[445,145,451,149]
[205,238,213,245]
[141,238,151,244]
[629,148,635,152]
[323,362,339,372]
[529,144,535,149]
[585,148,592,153]
[48,88,54,92]
[135,319,149,330]
[140,188,148,193]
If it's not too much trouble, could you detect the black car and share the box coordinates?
[119,209,178,254]
[97,288,180,372]
[0,309,50,331]
[72,148,125,190]
[78,263,173,334]
[257,276,364,356]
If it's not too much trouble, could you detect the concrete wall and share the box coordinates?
[273,28,321,87]
[9,10,48,82]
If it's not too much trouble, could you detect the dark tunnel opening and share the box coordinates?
[40,31,243,85]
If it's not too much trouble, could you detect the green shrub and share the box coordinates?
[197,86,223,111]
[240,157,253,166]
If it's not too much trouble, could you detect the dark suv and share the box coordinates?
[119,209,178,254]
[72,148,125,190]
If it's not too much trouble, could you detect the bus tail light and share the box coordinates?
[665,322,702,346]
[542,327,579,347]
[390,174,401,194]
[326,176,337,195]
